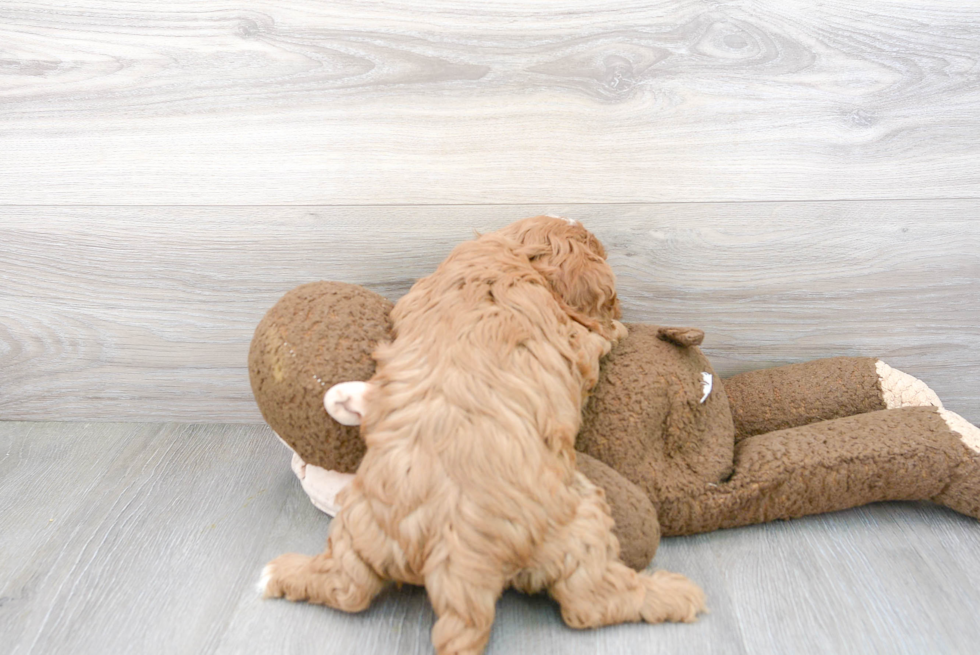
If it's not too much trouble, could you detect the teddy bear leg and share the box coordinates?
[722,357,887,440]
[657,405,980,536]
[723,357,965,440]
[847,362,980,516]
[929,412,980,519]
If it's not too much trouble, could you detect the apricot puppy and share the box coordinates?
[260,216,706,655]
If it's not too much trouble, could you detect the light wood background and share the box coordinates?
[2,3,980,654]
[0,3,978,419]
[1,202,978,422]
[2,1,979,204]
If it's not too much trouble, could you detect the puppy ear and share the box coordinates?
[523,240,621,338]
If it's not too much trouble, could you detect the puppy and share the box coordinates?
[260,216,706,655]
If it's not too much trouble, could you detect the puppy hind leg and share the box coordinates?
[261,511,384,612]
[424,544,507,655]
[636,569,708,624]
[543,475,706,628]
[552,561,706,628]
[549,540,706,629]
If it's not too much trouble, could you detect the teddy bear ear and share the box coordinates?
[248,281,393,473]
[324,381,373,426]
[657,326,705,348]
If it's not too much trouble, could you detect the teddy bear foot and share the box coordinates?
[934,409,980,454]
[288,450,354,517]
[876,360,944,409]
[930,411,980,520]
[876,361,980,519]
[874,359,980,452]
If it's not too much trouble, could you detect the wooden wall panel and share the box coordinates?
[1,202,977,423]
[1,1,978,204]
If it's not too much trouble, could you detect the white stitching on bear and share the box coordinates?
[700,372,712,404]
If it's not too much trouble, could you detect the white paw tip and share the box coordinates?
[257,564,273,596]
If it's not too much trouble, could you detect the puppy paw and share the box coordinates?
[257,564,274,597]
[259,553,314,601]
[639,570,707,624]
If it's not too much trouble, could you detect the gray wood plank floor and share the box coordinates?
[3,421,980,655]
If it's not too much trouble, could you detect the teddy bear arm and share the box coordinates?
[722,357,886,441]
[655,406,980,536]
[575,452,660,571]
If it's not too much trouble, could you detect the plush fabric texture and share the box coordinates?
[575,330,980,538]
[723,357,887,440]
[290,452,355,515]
[251,280,980,579]
[658,406,961,535]
[877,359,944,410]
[576,323,737,506]
[934,442,980,519]
[656,327,705,348]
[575,452,660,571]
[248,282,393,473]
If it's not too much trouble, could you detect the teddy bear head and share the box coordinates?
[248,281,393,473]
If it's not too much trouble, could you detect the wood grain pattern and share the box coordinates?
[1,1,979,204]
[1,202,977,424]
[2,421,980,654]
[3,3,977,652]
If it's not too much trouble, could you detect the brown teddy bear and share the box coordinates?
[249,281,980,571]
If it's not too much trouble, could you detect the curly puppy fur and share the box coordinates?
[261,216,706,654]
